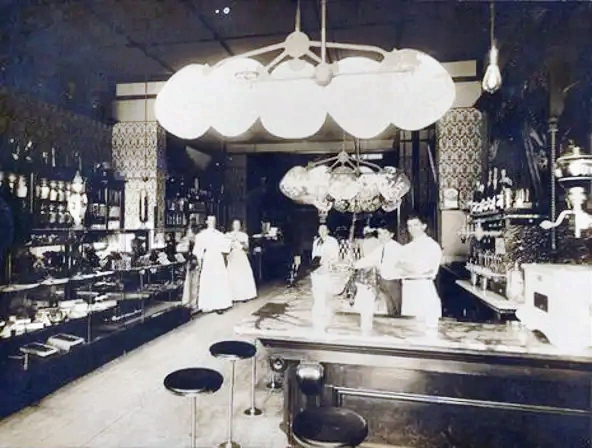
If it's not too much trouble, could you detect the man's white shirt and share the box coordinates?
[355,239,402,280]
[312,236,340,267]
[399,234,442,279]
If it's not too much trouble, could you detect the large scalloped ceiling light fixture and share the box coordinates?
[155,0,456,140]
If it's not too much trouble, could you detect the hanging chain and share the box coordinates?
[490,0,495,46]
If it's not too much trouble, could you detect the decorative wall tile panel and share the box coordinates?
[112,122,166,229]
[437,108,486,208]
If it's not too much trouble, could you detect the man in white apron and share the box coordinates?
[310,224,340,331]
[399,214,443,335]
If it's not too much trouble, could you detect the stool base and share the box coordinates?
[243,406,263,416]
[266,379,283,392]
[218,441,241,448]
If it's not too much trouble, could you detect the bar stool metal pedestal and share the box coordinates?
[243,340,263,416]
[163,368,224,448]
[292,407,369,448]
[210,340,257,448]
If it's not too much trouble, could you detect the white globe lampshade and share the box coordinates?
[382,199,402,212]
[356,172,380,203]
[382,49,455,131]
[208,58,262,137]
[258,60,326,139]
[154,64,213,140]
[377,166,411,203]
[313,198,333,214]
[306,165,331,200]
[279,165,309,200]
[323,57,391,139]
[327,166,360,201]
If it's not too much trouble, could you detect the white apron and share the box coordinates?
[226,231,257,302]
[399,235,443,328]
[401,278,442,324]
[193,228,233,312]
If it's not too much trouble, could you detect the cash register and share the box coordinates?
[516,264,592,351]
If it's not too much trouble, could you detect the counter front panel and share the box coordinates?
[236,281,592,447]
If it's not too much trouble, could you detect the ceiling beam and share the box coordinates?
[80,3,175,74]
[178,0,234,56]
[225,139,396,154]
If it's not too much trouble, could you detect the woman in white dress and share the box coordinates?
[178,224,199,313]
[193,215,233,313]
[226,219,257,302]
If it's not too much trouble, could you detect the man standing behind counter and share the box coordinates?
[399,213,443,335]
[311,224,340,270]
[355,223,403,317]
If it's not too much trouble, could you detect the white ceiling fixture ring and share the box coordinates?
[155,0,456,140]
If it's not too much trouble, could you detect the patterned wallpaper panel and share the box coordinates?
[437,108,487,208]
[112,122,166,229]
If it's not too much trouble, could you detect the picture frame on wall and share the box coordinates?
[441,187,460,210]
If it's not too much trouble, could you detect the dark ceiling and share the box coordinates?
[1,0,591,120]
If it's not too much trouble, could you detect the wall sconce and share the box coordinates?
[139,177,149,227]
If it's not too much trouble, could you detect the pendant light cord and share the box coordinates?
[295,0,301,31]
[321,0,327,63]
[490,0,495,46]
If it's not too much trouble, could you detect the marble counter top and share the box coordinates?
[235,280,592,365]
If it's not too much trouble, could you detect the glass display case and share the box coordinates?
[0,229,189,419]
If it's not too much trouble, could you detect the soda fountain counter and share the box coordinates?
[235,281,592,447]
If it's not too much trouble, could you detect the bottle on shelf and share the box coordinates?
[491,167,499,212]
[499,169,513,210]
[481,170,490,212]
[470,180,480,213]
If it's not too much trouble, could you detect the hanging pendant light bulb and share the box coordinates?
[482,1,502,94]
[483,43,502,94]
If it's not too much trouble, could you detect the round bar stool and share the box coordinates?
[292,407,369,448]
[210,340,257,448]
[163,368,224,448]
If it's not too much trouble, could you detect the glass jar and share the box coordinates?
[39,179,50,200]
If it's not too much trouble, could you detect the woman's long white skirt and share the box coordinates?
[181,265,199,311]
[198,252,233,312]
[227,250,257,302]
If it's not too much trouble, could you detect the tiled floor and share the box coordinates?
[0,284,288,448]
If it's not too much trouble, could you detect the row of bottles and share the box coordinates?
[38,203,74,228]
[469,167,533,214]
[165,177,213,228]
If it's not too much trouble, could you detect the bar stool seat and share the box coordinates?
[209,340,256,360]
[163,368,224,448]
[292,407,369,448]
[164,368,224,396]
[210,340,257,448]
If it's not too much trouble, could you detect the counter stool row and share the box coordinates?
[163,340,257,448]
[163,339,368,448]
